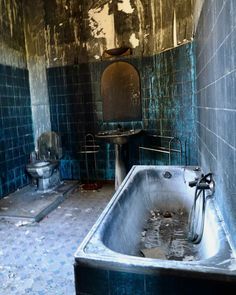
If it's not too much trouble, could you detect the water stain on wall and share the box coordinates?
[0,0,26,67]
[23,0,51,144]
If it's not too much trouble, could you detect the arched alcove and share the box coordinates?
[101,61,141,122]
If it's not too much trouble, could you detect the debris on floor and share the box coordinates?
[0,207,8,211]
[15,220,33,227]
[65,213,73,217]
[81,182,103,191]
[85,208,93,213]
[0,181,76,222]
[0,184,114,295]
[35,236,45,242]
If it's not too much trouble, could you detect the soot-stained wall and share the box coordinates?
[43,0,194,66]
[23,0,51,145]
[0,0,26,68]
[38,0,196,180]
[0,1,34,198]
[15,0,196,181]
[47,42,197,180]
[195,1,236,249]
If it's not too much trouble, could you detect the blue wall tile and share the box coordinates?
[196,0,236,250]
[74,265,109,295]
[47,42,197,181]
[0,64,34,199]
[109,271,144,295]
[74,265,236,294]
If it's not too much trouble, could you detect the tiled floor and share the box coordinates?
[0,184,114,295]
[0,182,76,222]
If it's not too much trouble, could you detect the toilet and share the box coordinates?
[26,132,62,192]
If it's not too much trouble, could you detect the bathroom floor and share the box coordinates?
[0,183,114,295]
[0,182,76,222]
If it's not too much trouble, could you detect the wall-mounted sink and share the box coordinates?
[96,129,142,145]
[96,129,143,190]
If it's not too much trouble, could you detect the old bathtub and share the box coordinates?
[74,166,236,295]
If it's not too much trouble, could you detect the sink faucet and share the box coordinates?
[117,124,123,132]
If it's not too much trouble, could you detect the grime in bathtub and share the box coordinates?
[140,209,198,261]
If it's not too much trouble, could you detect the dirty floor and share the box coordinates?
[0,184,114,295]
[0,182,76,222]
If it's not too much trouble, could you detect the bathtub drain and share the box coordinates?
[163,171,172,179]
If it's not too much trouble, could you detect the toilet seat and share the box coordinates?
[27,161,50,169]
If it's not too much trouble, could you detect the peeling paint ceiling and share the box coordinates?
[21,0,195,66]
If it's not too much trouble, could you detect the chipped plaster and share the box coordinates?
[129,33,139,48]
[24,0,195,67]
[88,4,116,50]
[117,0,134,14]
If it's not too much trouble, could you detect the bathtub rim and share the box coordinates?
[74,165,236,278]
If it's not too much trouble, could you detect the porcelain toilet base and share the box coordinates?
[37,169,60,192]
[26,161,60,192]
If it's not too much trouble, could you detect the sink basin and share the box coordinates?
[96,129,142,145]
[96,129,142,189]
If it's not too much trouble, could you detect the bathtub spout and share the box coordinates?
[188,173,215,244]
[188,178,200,188]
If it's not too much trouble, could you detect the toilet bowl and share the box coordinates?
[26,132,62,192]
[26,160,58,179]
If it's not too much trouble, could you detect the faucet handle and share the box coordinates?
[188,180,198,187]
[189,173,215,194]
[196,183,211,190]
[188,176,201,187]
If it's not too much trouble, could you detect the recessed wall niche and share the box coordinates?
[101,61,141,122]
